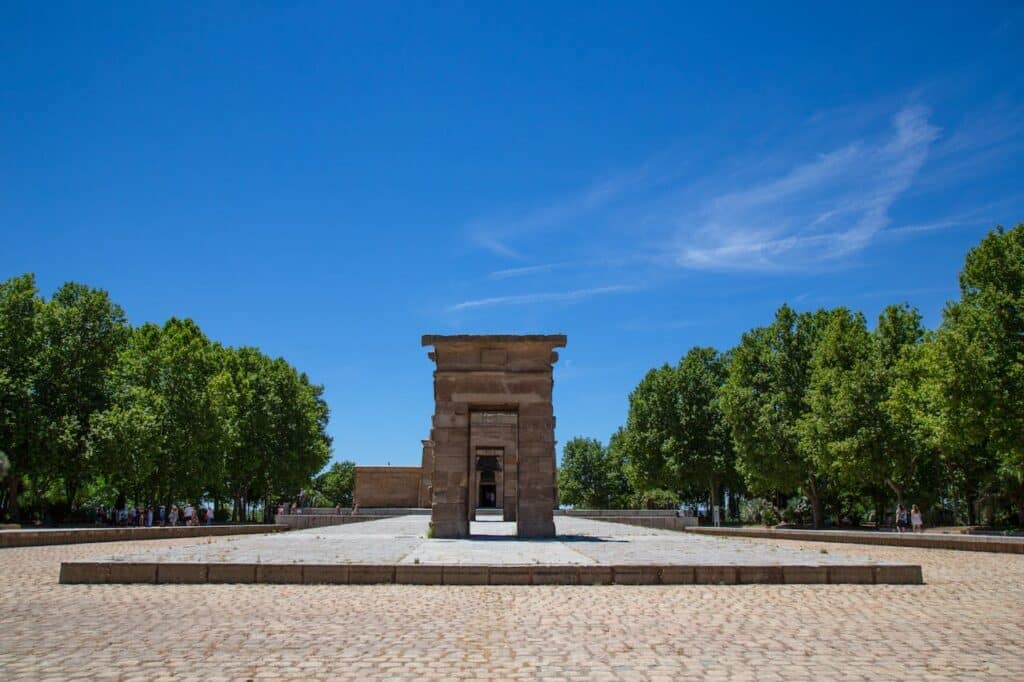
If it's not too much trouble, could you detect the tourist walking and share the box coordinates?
[911,504,924,532]
[169,504,179,526]
[896,504,909,533]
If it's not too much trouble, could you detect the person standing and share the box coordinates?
[896,504,909,533]
[911,504,924,532]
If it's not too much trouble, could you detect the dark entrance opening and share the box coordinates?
[478,470,497,508]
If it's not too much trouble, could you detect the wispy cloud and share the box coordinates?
[467,171,647,260]
[458,93,1021,305]
[674,105,940,271]
[487,262,568,280]
[447,285,636,312]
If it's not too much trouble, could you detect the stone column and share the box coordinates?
[418,439,434,508]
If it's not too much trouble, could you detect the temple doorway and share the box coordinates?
[479,473,498,508]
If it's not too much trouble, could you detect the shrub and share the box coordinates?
[740,497,778,525]
[782,496,811,525]
[634,488,680,509]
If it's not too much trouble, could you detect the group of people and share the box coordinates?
[895,503,924,532]
[95,503,213,527]
[273,500,358,520]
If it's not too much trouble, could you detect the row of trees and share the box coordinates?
[0,274,334,523]
[560,224,1024,527]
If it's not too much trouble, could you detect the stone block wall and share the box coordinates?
[354,466,422,508]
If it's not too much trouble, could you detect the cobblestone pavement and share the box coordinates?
[2,533,1021,680]
[84,516,904,567]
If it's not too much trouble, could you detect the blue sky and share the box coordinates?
[2,2,1022,468]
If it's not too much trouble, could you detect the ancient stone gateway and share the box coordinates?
[422,334,566,538]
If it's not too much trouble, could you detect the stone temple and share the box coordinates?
[354,334,566,538]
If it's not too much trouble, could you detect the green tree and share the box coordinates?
[314,460,356,507]
[559,437,608,508]
[935,224,1024,523]
[210,346,275,519]
[36,282,128,509]
[801,305,930,512]
[92,319,220,509]
[621,347,735,509]
[0,274,43,520]
[211,346,331,520]
[622,363,680,500]
[261,361,331,508]
[604,428,636,508]
[721,305,831,527]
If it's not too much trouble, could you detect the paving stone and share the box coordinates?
[13,523,1017,679]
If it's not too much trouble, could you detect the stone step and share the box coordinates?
[58,560,923,585]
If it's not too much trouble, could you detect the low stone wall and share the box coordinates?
[588,516,698,531]
[687,526,1024,554]
[557,509,690,517]
[59,560,923,585]
[288,507,429,516]
[275,514,402,530]
[277,509,698,531]
[0,524,288,549]
[556,509,699,531]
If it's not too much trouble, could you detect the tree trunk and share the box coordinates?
[6,475,21,522]
[885,478,904,511]
[965,480,977,526]
[65,480,79,514]
[806,477,823,529]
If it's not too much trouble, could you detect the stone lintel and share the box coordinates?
[422,334,567,347]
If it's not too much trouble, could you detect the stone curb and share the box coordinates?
[1,525,289,549]
[59,562,923,585]
[685,527,1024,554]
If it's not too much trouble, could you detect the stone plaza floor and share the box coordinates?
[2,523,1022,679]
[77,515,914,567]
